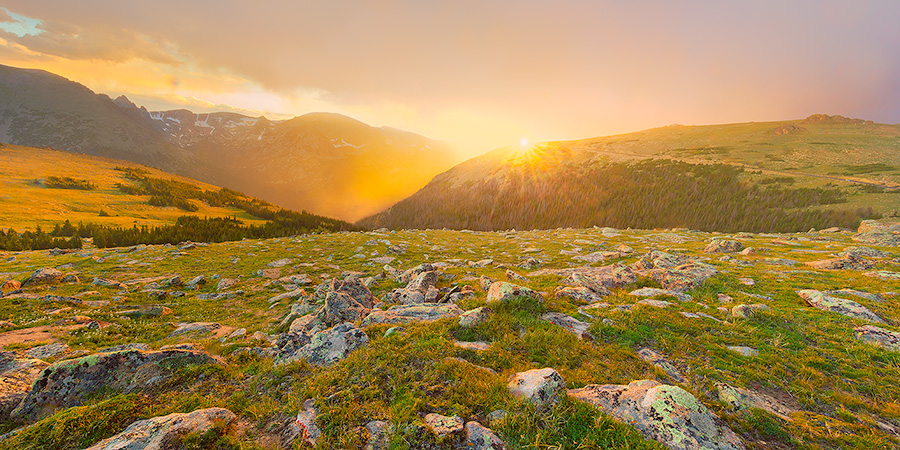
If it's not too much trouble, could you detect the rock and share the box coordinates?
[258,268,281,279]
[459,307,492,327]
[478,276,495,291]
[407,271,439,293]
[507,368,566,408]
[570,272,613,296]
[362,304,464,326]
[653,263,719,292]
[97,343,151,353]
[387,288,425,305]
[324,291,371,326]
[487,409,507,423]
[739,247,755,256]
[465,421,506,449]
[91,277,127,290]
[805,255,875,270]
[25,343,69,360]
[12,349,221,421]
[120,305,172,318]
[704,239,744,253]
[1,280,20,291]
[797,289,884,323]
[282,323,369,367]
[383,327,405,338]
[289,314,323,336]
[853,325,900,351]
[22,268,64,286]
[826,289,884,303]
[0,352,49,421]
[731,304,771,319]
[84,407,237,450]
[424,413,464,437]
[617,244,634,254]
[864,270,900,280]
[737,278,755,286]
[184,275,207,290]
[541,312,592,340]
[840,246,890,258]
[637,348,684,383]
[505,269,528,282]
[725,346,758,357]
[554,286,606,304]
[216,277,239,291]
[715,383,797,421]
[288,398,321,445]
[717,294,733,303]
[486,282,543,305]
[167,322,221,338]
[569,380,745,450]
[629,287,691,302]
[364,420,392,450]
[268,258,293,268]
[330,277,376,308]
[454,341,491,351]
[398,263,435,283]
[637,299,672,308]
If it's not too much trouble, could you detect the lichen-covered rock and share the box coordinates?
[362,304,463,326]
[554,286,606,304]
[120,305,172,318]
[398,263,434,284]
[570,272,613,296]
[797,289,884,323]
[486,282,543,304]
[505,269,528,282]
[91,277,127,290]
[632,250,691,270]
[25,342,69,360]
[805,255,875,270]
[704,239,744,253]
[459,307,492,327]
[568,380,745,450]
[323,291,371,326]
[715,383,797,421]
[853,325,900,351]
[465,421,506,449]
[407,271,439,293]
[507,367,565,408]
[629,287,691,302]
[637,348,685,383]
[293,323,369,367]
[731,303,770,319]
[0,352,48,421]
[840,246,890,258]
[864,270,900,280]
[12,349,221,421]
[541,312,591,340]
[725,346,758,357]
[84,407,236,450]
[216,277,239,291]
[826,289,884,303]
[652,263,719,292]
[387,288,426,305]
[167,322,221,338]
[364,420,392,450]
[22,268,64,286]
[424,413,464,437]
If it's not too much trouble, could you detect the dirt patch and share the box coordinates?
[0,324,84,349]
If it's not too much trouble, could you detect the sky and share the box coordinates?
[1,1,899,158]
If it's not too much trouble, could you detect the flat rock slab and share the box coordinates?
[731,304,771,318]
[554,286,606,304]
[725,346,758,357]
[715,383,798,421]
[12,349,221,421]
[167,322,222,338]
[797,290,884,323]
[705,239,744,253]
[0,352,48,421]
[454,341,491,351]
[459,307,492,327]
[805,255,874,270]
[629,287,691,302]
[865,271,900,281]
[854,325,900,352]
[507,367,565,408]
[25,342,69,360]
[85,407,236,450]
[425,413,464,437]
[540,312,591,340]
[569,380,745,450]
[362,304,463,326]
[487,282,543,304]
[637,348,685,383]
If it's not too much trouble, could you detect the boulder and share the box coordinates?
[216,278,239,291]
[0,352,49,421]
[91,277,127,290]
[1,280,21,291]
[120,305,172,318]
[804,255,875,271]
[715,383,797,421]
[424,413,464,438]
[22,268,64,286]
[279,323,369,367]
[407,271,439,293]
[554,286,606,304]
[651,263,718,292]
[704,240,744,253]
[364,420,392,450]
[507,368,565,408]
[853,325,900,351]
[797,290,884,323]
[167,322,222,338]
[25,342,69,360]
[323,291,371,326]
[465,421,507,449]
[731,304,771,319]
[505,269,528,282]
[568,380,745,450]
[330,277,376,308]
[386,288,426,305]
[840,246,890,258]
[541,312,592,340]
[84,407,236,450]
[288,398,321,445]
[486,282,543,304]
[628,287,691,302]
[12,349,221,421]
[362,304,464,326]
[459,307,492,328]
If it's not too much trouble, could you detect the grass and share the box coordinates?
[0,226,899,448]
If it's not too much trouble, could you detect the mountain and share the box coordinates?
[0,65,198,175]
[0,64,458,222]
[359,116,900,232]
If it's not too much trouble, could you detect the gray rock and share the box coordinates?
[362,304,463,326]
[715,383,798,421]
[486,282,543,304]
[805,255,875,270]
[25,343,69,360]
[629,287,692,302]
[637,348,684,383]
[364,420,392,450]
[465,421,507,449]
[406,271,439,293]
[167,322,221,338]
[554,286,606,304]
[268,258,293,268]
[569,380,745,450]
[853,325,900,351]
[216,278,239,291]
[731,304,771,319]
[459,307,492,327]
[826,289,884,303]
[507,367,565,408]
[0,353,48,421]
[279,323,369,367]
[725,346,758,357]
[541,312,592,340]
[424,413,464,437]
[704,239,744,253]
[637,299,672,308]
[330,277,375,308]
[84,407,237,450]
[184,275,207,290]
[97,343,151,353]
[91,277,127,290]
[323,291,371,326]
[387,288,426,305]
[22,268,64,286]
[797,289,884,323]
[840,246,890,258]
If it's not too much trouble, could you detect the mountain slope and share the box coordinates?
[0,65,198,176]
[359,116,900,232]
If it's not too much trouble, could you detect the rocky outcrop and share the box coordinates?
[569,380,745,450]
[804,255,875,270]
[507,368,565,408]
[486,282,543,304]
[0,352,49,421]
[277,323,369,367]
[637,348,684,383]
[459,307,492,327]
[424,413,464,437]
[323,292,371,326]
[715,383,797,421]
[12,349,221,421]
[704,239,744,253]
[853,325,900,351]
[362,304,463,326]
[85,407,236,450]
[22,268,64,286]
[797,290,884,323]
[465,421,506,449]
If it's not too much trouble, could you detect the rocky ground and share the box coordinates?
[0,221,899,449]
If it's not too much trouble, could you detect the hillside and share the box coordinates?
[0,224,899,448]
[0,64,459,222]
[359,115,900,231]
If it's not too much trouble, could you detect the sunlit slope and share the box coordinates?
[0,144,267,231]
[360,115,900,231]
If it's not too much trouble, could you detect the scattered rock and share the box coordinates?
[864,270,900,280]
[324,291,372,326]
[637,348,684,383]
[0,352,48,421]
[629,287,691,302]
[465,421,506,449]
[25,342,69,360]
[541,312,592,340]
[184,275,207,290]
[84,407,237,450]
[725,346,758,357]
[716,383,798,421]
[826,289,884,303]
[459,307,492,327]
[97,343,151,353]
[505,269,528,282]
[731,304,771,319]
[167,322,221,338]
[705,239,744,253]
[486,282,543,305]
[424,413,464,437]
[797,289,884,323]
[362,304,464,326]
[569,380,745,450]
[120,305,172,318]
[216,278,239,291]
[1,280,21,291]
[286,322,369,367]
[22,268,64,286]
[268,258,293,268]
[805,255,875,271]
[554,286,606,304]
[454,341,491,351]
[507,367,565,408]
[637,299,672,308]
[853,325,900,351]
[364,420,392,450]
[288,398,321,445]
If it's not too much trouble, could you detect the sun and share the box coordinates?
[520,137,528,147]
